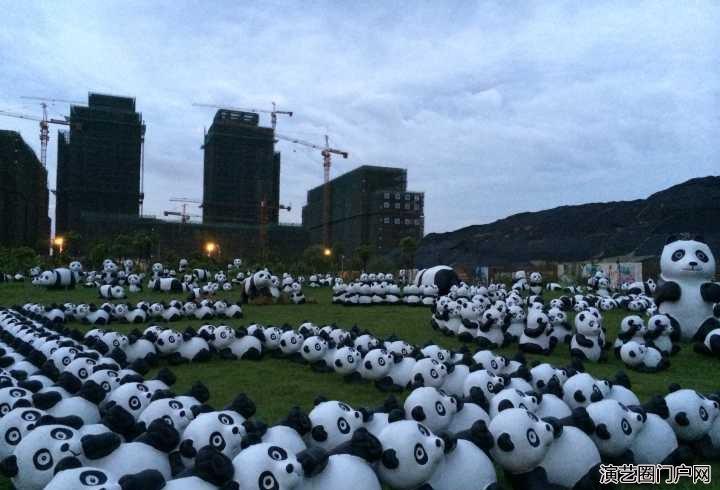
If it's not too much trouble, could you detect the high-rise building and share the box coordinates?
[0,130,50,252]
[302,165,424,254]
[55,93,144,235]
[202,110,280,225]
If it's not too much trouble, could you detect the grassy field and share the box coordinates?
[0,281,718,489]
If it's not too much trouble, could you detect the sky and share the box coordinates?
[1,1,718,234]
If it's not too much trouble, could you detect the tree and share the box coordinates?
[354,245,372,272]
[399,236,418,269]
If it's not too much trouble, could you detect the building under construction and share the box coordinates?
[302,165,424,254]
[202,110,280,225]
[55,93,144,235]
[0,130,50,252]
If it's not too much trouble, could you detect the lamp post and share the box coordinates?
[53,236,65,255]
[205,242,218,258]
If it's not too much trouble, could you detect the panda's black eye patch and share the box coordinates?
[671,249,685,261]
[50,428,73,440]
[128,396,141,410]
[259,470,279,490]
[33,448,53,470]
[700,406,709,421]
[80,469,107,486]
[209,431,226,450]
[21,410,40,422]
[337,417,350,434]
[218,414,233,425]
[267,445,287,461]
[414,443,428,465]
[5,428,21,445]
[526,428,540,447]
[621,418,632,435]
[696,250,709,263]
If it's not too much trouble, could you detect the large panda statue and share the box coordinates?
[414,266,460,297]
[654,235,720,341]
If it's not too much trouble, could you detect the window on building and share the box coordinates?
[383,217,390,224]
[384,192,390,199]
[405,218,411,225]
[394,202,400,209]
[395,193,400,200]
[394,218,401,225]
[414,204,419,211]
[414,219,420,226]
[383,202,390,209]
[404,203,410,210]
[414,195,420,201]
[404,194,411,201]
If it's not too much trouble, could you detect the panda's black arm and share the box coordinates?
[573,334,594,349]
[701,283,720,303]
[653,281,681,305]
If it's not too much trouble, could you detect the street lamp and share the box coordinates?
[53,236,65,255]
[205,242,218,257]
[323,247,332,257]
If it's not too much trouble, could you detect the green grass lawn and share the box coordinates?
[0,281,718,489]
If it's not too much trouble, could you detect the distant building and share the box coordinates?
[302,165,424,254]
[0,130,50,252]
[202,110,280,225]
[55,93,144,235]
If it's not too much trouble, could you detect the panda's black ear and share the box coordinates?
[388,408,405,423]
[693,234,705,243]
[54,456,83,474]
[497,432,515,452]
[225,393,256,419]
[381,448,399,469]
[665,235,678,245]
[497,399,514,413]
[0,455,18,477]
[119,469,166,490]
[81,432,123,460]
[313,395,327,406]
[668,383,681,393]
[36,414,84,430]
[410,406,426,421]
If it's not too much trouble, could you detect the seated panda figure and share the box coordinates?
[46,463,165,490]
[375,418,446,489]
[0,416,123,490]
[694,327,720,357]
[219,329,264,360]
[331,345,361,382]
[300,427,383,490]
[409,358,447,389]
[179,407,251,468]
[519,311,555,356]
[585,399,645,464]
[645,313,680,356]
[489,407,600,490]
[289,282,306,305]
[461,369,506,410]
[505,305,527,344]
[662,385,720,459]
[619,341,668,373]
[547,307,572,345]
[89,419,180,481]
[613,315,647,356]
[570,311,604,363]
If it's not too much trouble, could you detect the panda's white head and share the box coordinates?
[562,373,604,409]
[463,369,505,402]
[332,346,361,375]
[213,326,236,349]
[2,423,84,489]
[69,261,83,273]
[0,387,33,417]
[661,236,716,281]
[278,330,303,354]
[489,388,539,418]
[404,387,458,433]
[412,358,447,388]
[360,349,392,379]
[586,399,644,458]
[619,341,646,367]
[646,314,672,336]
[665,388,719,442]
[45,467,123,490]
[574,310,600,337]
[0,407,45,459]
[252,270,272,287]
[156,330,183,354]
[139,396,193,433]
[181,411,246,462]
[489,408,554,474]
[105,382,153,419]
[231,442,301,490]
[37,271,54,286]
[376,420,445,489]
[307,400,364,450]
[152,263,163,273]
[300,336,327,362]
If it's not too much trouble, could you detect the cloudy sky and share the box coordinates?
[1,1,718,234]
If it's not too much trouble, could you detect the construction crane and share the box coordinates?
[19,96,83,167]
[259,198,292,248]
[0,109,69,167]
[275,133,348,248]
[165,197,202,224]
[192,102,293,130]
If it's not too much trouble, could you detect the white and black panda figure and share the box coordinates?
[244,269,280,302]
[404,387,458,434]
[98,284,125,300]
[299,427,383,490]
[163,446,235,490]
[231,441,302,489]
[547,307,572,345]
[137,392,194,434]
[101,382,154,436]
[260,407,311,455]
[585,399,645,464]
[46,464,166,490]
[627,400,690,465]
[0,417,123,490]
[125,304,148,324]
[519,311,555,355]
[171,328,212,364]
[613,315,647,355]
[562,373,604,410]
[414,265,460,297]
[289,282,306,305]
[147,277,183,293]
[645,313,679,356]
[219,330,263,360]
[35,268,79,290]
[462,369,506,410]
[619,341,668,373]
[0,386,34,416]
[488,407,600,490]
[179,409,250,466]
[663,386,720,450]
[306,399,364,451]
[375,419,445,489]
[409,358,447,389]
[124,331,158,365]
[570,311,604,362]
[0,406,45,459]
[655,235,720,341]
[528,272,543,295]
[32,381,107,425]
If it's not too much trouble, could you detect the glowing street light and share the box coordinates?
[323,247,332,257]
[53,236,65,254]
[205,242,218,257]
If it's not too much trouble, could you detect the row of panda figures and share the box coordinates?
[0,307,720,489]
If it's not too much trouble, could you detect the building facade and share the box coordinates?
[55,93,144,235]
[202,110,280,225]
[0,130,50,252]
[302,165,424,254]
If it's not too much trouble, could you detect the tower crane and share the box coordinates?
[275,133,349,248]
[165,197,202,224]
[192,102,293,130]
[0,109,69,168]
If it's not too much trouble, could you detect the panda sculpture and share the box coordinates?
[619,341,668,373]
[570,311,604,362]
[414,265,460,296]
[519,311,555,355]
[655,235,720,341]
[147,277,183,293]
[306,399,364,451]
[0,406,45,459]
[163,446,235,489]
[46,465,165,490]
[35,268,79,290]
[231,441,302,489]
[244,269,280,302]
[403,387,458,434]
